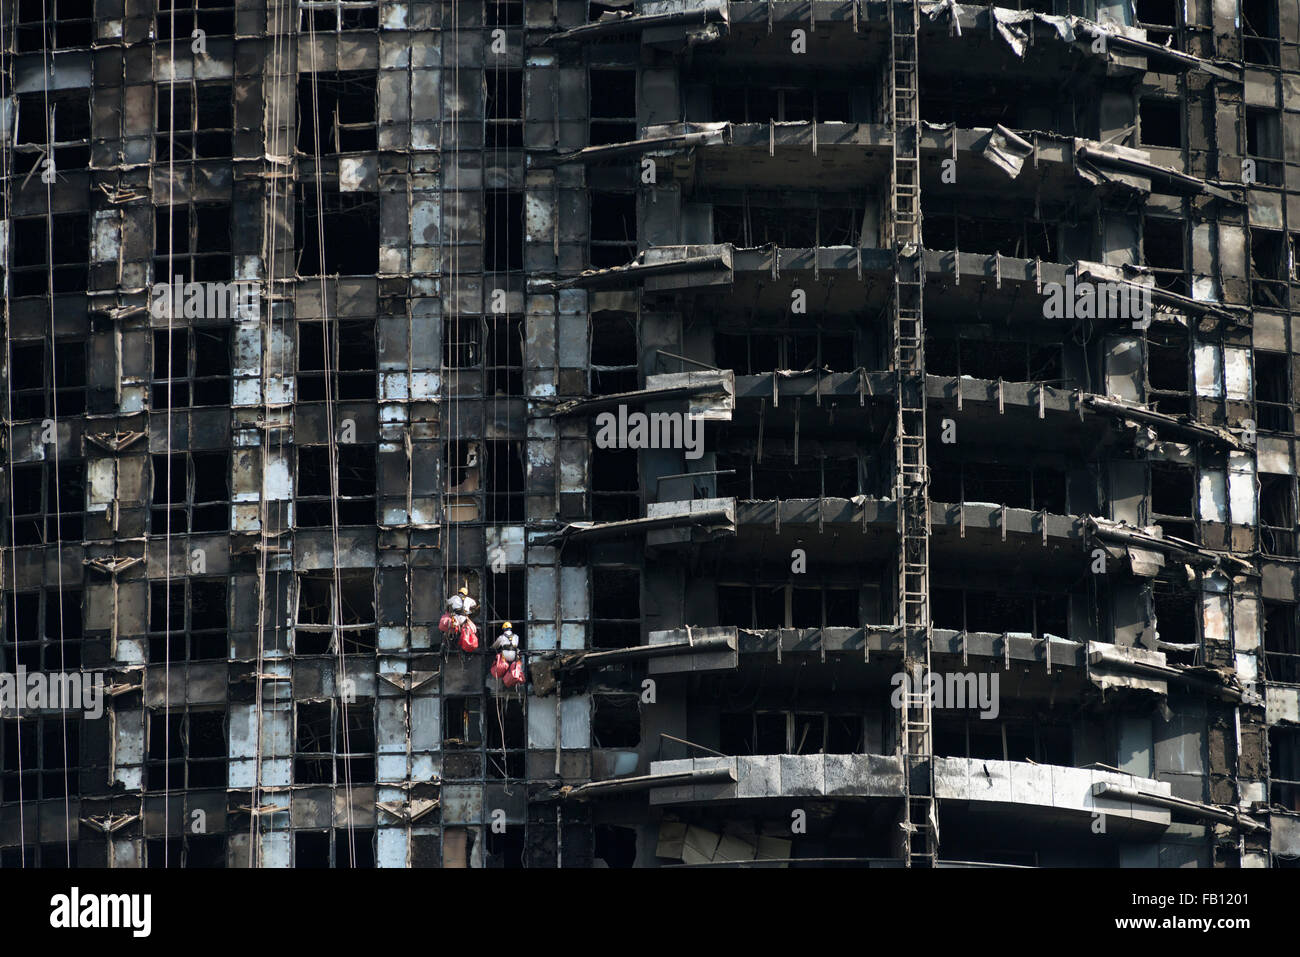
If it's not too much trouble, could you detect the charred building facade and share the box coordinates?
[1,0,1299,869]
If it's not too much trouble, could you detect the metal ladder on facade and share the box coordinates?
[889,0,937,868]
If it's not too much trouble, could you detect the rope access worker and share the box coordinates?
[493,622,520,662]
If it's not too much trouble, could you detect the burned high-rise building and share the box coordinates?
[0,0,1298,870]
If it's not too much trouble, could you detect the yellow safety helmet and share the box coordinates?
[459,586,469,596]
[502,621,513,631]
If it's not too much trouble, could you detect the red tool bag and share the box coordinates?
[458,618,479,652]
[490,653,510,679]
[503,659,526,688]
[437,612,456,634]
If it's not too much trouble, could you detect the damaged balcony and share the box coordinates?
[558,120,1235,212]
[638,754,1173,839]
[538,498,738,549]
[644,753,905,804]
[552,369,735,418]
[936,758,1172,838]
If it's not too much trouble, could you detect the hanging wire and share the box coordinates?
[0,0,29,868]
[37,0,74,867]
[304,7,359,868]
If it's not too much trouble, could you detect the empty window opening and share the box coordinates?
[717,582,862,630]
[713,198,865,249]
[787,586,858,627]
[1242,0,1280,64]
[0,844,78,867]
[486,190,525,272]
[149,578,228,663]
[1271,727,1300,811]
[147,834,226,868]
[294,701,376,784]
[1134,0,1178,46]
[3,588,82,671]
[1255,351,1291,433]
[8,461,85,546]
[1263,603,1299,683]
[1246,109,1284,185]
[591,449,639,522]
[828,714,864,753]
[718,583,780,629]
[151,451,230,534]
[158,0,236,39]
[444,696,483,749]
[928,460,1067,513]
[486,698,526,753]
[1145,328,1189,415]
[1142,218,1184,269]
[2,717,80,802]
[920,210,1056,260]
[935,717,1073,764]
[485,568,525,633]
[486,827,526,868]
[1150,462,1194,520]
[153,328,232,409]
[15,91,90,176]
[592,694,641,748]
[485,69,524,148]
[958,217,1031,258]
[931,587,1069,637]
[300,0,380,31]
[296,444,377,527]
[590,192,637,268]
[792,713,825,754]
[718,451,861,501]
[925,214,957,251]
[590,311,638,394]
[711,82,858,123]
[146,710,227,790]
[294,831,331,868]
[964,590,1034,633]
[589,69,637,145]
[487,315,524,395]
[445,442,481,522]
[594,825,637,868]
[1134,0,1177,20]
[295,186,380,275]
[920,72,1071,134]
[156,81,234,161]
[486,698,526,781]
[1152,581,1198,664]
[9,213,90,297]
[155,204,233,284]
[1260,474,1297,557]
[8,338,86,420]
[722,710,870,756]
[17,0,93,49]
[485,440,525,523]
[486,0,523,25]
[935,336,1063,384]
[294,571,375,654]
[297,71,377,153]
[444,316,483,369]
[755,712,788,753]
[963,218,1023,257]
[715,330,858,374]
[592,568,640,648]
[1142,218,1186,296]
[298,319,376,401]
[1251,228,1290,307]
[1139,99,1181,148]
